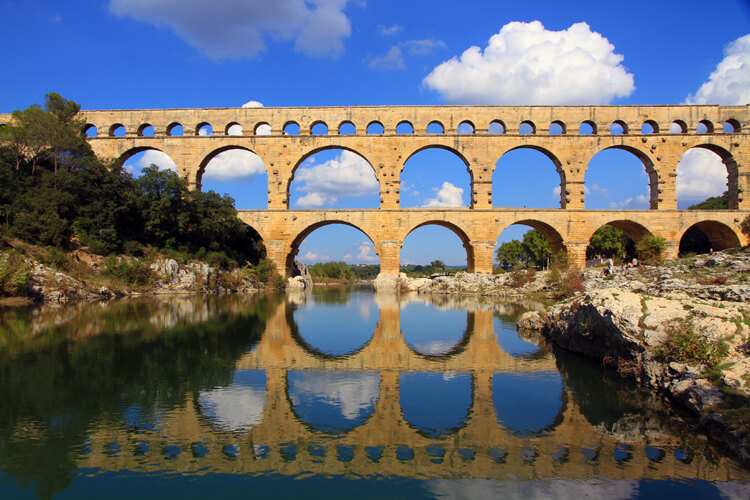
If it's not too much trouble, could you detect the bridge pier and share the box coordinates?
[376,240,402,276]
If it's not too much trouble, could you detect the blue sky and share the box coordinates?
[2,0,750,266]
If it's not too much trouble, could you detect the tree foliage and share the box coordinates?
[587,225,633,259]
[522,229,552,267]
[688,192,729,210]
[0,93,265,266]
[495,239,524,268]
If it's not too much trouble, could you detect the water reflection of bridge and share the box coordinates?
[74,294,747,481]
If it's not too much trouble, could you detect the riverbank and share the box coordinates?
[517,248,750,462]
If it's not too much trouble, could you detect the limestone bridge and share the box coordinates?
[19,104,750,275]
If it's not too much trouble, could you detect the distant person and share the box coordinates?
[632,257,638,267]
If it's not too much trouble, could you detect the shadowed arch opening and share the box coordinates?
[723,119,741,133]
[109,123,125,137]
[196,146,269,209]
[641,120,658,134]
[167,122,183,136]
[493,146,565,208]
[677,144,738,209]
[697,120,714,134]
[457,121,474,134]
[396,121,414,134]
[83,124,98,137]
[338,121,355,135]
[289,147,379,209]
[679,221,740,255]
[119,147,178,177]
[580,120,596,135]
[585,220,652,264]
[287,221,379,277]
[366,121,384,134]
[226,122,242,136]
[488,120,505,134]
[519,121,535,135]
[494,220,566,270]
[311,121,328,135]
[137,124,154,137]
[585,146,658,210]
[609,120,627,135]
[426,121,444,134]
[401,221,470,271]
[670,120,687,134]
[549,121,565,135]
[401,146,470,208]
[254,122,271,135]
[284,121,300,135]
[196,122,213,136]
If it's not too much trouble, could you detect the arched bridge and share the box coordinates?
[8,104,749,275]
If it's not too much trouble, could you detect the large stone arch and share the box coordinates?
[585,144,659,209]
[492,145,566,208]
[679,220,741,252]
[401,219,473,270]
[496,218,567,255]
[196,145,269,191]
[285,220,378,274]
[401,145,470,173]
[679,143,740,209]
[402,310,474,361]
[582,219,653,245]
[287,146,380,209]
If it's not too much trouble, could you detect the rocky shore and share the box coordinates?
[518,249,750,461]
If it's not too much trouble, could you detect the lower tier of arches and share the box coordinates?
[236,209,749,276]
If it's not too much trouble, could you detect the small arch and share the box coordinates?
[488,120,505,134]
[366,121,384,135]
[670,120,687,134]
[579,121,596,135]
[283,121,300,135]
[83,124,98,137]
[426,121,444,134]
[609,120,627,135]
[549,121,565,135]
[311,121,328,135]
[696,119,714,134]
[196,122,213,136]
[254,122,271,136]
[167,122,183,136]
[519,121,535,135]
[396,121,414,134]
[679,221,740,254]
[338,121,355,135]
[457,121,475,135]
[641,120,658,134]
[723,119,740,133]
[109,124,126,137]
[138,124,155,137]
[226,122,243,136]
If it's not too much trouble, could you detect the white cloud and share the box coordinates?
[124,150,177,174]
[203,150,266,181]
[676,148,727,207]
[369,46,404,70]
[294,151,379,208]
[378,24,402,36]
[424,182,465,207]
[423,21,634,105]
[402,38,445,56]
[301,250,330,262]
[242,100,264,108]
[255,124,272,135]
[227,124,243,136]
[108,0,354,59]
[686,33,750,105]
[289,372,379,420]
[198,384,265,432]
[609,191,649,210]
[356,242,378,263]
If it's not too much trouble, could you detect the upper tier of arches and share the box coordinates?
[73,104,748,139]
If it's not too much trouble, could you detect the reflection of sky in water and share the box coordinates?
[198,370,266,432]
[493,317,541,358]
[400,372,472,438]
[401,302,466,355]
[427,478,641,499]
[288,371,379,434]
[294,293,377,355]
[493,372,563,435]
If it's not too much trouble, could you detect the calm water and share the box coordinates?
[0,286,748,499]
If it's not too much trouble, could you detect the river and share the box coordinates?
[0,286,748,499]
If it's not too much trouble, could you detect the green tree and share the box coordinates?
[495,239,524,268]
[688,192,729,210]
[522,229,551,267]
[587,225,628,259]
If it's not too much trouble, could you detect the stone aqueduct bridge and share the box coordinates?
[22,104,750,274]
[74,296,747,481]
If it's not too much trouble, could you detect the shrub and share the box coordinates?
[658,320,729,369]
[0,252,30,296]
[104,256,154,287]
[559,269,585,297]
[122,240,144,256]
[204,251,235,269]
[510,268,535,288]
[741,215,750,238]
[41,246,70,270]
[635,235,666,265]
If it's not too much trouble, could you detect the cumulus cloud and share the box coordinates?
[355,242,378,263]
[686,33,750,105]
[203,150,266,181]
[676,148,727,207]
[423,21,634,104]
[300,250,330,262]
[124,150,177,174]
[227,124,243,136]
[198,385,265,432]
[610,193,649,210]
[289,372,379,420]
[108,0,354,59]
[378,24,402,36]
[369,46,404,70]
[255,124,272,135]
[424,182,465,207]
[242,100,264,108]
[294,151,379,208]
